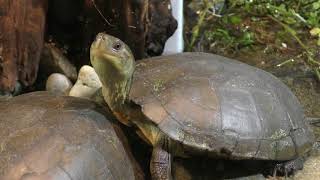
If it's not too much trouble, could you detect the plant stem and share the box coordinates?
[268,15,307,50]
[268,15,320,67]
[277,59,294,67]
[315,68,320,82]
[187,0,211,51]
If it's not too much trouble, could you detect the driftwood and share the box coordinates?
[0,0,47,92]
[48,0,176,66]
[82,0,177,60]
[146,0,177,56]
[82,0,149,59]
[121,0,149,58]
[0,0,176,92]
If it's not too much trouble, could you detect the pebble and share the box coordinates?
[69,65,102,99]
[46,73,73,95]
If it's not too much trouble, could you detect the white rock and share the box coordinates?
[69,65,102,99]
[46,73,73,95]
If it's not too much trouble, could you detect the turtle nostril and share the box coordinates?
[96,33,104,41]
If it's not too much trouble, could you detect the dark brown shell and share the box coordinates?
[0,91,137,180]
[129,52,314,160]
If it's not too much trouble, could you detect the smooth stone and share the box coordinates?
[69,65,102,99]
[46,73,73,95]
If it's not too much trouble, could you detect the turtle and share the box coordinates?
[90,33,315,179]
[0,91,143,180]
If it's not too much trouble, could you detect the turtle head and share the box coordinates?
[90,33,135,108]
[90,33,135,77]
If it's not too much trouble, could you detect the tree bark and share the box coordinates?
[121,0,149,58]
[0,0,47,92]
[146,0,177,56]
[82,0,176,60]
[45,0,176,68]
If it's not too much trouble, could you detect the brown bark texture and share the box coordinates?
[146,0,177,56]
[82,0,176,59]
[82,0,149,59]
[0,0,47,92]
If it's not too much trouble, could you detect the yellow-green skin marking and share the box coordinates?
[90,33,134,108]
[90,33,160,144]
[90,33,315,180]
[91,33,171,180]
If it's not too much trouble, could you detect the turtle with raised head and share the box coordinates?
[90,33,315,179]
[0,91,143,180]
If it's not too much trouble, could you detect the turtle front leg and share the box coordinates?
[150,138,172,180]
[272,157,304,177]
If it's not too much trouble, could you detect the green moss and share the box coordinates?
[153,80,165,92]
[108,138,118,149]
[185,0,320,77]
[270,129,287,140]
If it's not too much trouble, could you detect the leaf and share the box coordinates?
[310,27,320,37]
[229,15,242,25]
[216,28,230,37]
[315,68,320,82]
[239,31,255,46]
[312,2,320,10]
[284,17,297,24]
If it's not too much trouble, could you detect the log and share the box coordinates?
[82,0,176,59]
[121,0,149,58]
[146,0,177,56]
[0,0,47,92]
[46,0,176,68]
[82,0,149,59]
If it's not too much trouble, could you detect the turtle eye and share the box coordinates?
[112,41,122,51]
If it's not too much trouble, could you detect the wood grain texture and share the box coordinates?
[82,0,176,60]
[0,0,47,92]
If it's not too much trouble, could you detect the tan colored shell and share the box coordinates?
[129,52,314,160]
[0,91,138,180]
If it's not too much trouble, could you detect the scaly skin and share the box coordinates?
[90,33,170,179]
[90,33,134,108]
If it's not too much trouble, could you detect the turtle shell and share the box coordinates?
[129,52,314,160]
[0,91,138,180]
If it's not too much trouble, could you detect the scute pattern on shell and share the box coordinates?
[129,52,314,160]
[0,91,136,180]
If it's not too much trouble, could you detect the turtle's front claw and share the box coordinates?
[150,146,172,180]
[273,157,304,177]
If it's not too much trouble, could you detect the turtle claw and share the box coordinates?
[272,158,304,178]
[150,138,173,180]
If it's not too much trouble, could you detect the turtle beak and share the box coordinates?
[90,39,119,65]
